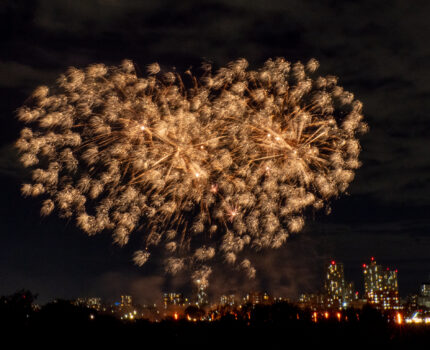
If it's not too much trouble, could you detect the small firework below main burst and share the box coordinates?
[16,57,367,284]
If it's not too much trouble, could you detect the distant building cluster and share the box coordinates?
[163,293,187,308]
[67,257,429,324]
[363,257,400,310]
[325,261,355,309]
[417,282,430,309]
[74,297,102,311]
[300,257,401,311]
[219,294,236,307]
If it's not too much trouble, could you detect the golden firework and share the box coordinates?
[16,58,367,282]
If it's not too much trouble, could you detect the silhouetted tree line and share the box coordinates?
[1,290,430,346]
[0,289,35,327]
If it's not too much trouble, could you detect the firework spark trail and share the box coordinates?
[16,58,367,284]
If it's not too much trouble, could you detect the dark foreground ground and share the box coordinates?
[4,316,430,348]
[2,290,430,347]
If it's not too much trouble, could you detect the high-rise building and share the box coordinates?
[121,295,132,307]
[220,294,237,307]
[193,279,209,307]
[244,292,272,305]
[163,293,184,308]
[362,257,400,310]
[417,281,430,309]
[86,297,102,310]
[420,282,430,297]
[197,287,209,307]
[298,293,326,310]
[324,261,354,309]
[73,297,102,311]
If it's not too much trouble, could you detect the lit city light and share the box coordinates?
[362,258,400,310]
[12,266,429,328]
[396,312,403,325]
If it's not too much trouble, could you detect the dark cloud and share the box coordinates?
[3,0,429,204]
[0,145,26,179]
[0,61,55,89]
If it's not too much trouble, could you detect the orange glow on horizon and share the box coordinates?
[396,312,403,325]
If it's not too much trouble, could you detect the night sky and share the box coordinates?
[1,0,430,304]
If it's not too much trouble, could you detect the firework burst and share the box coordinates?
[16,58,367,283]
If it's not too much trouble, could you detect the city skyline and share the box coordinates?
[1,0,430,304]
[9,257,428,307]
